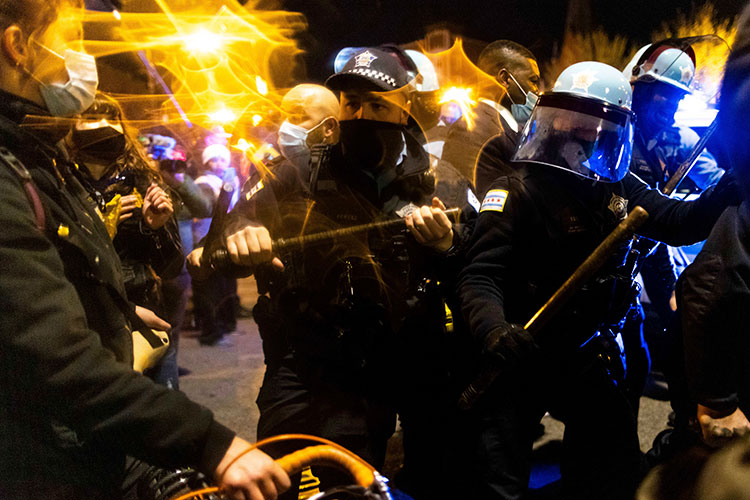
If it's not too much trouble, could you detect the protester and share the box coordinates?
[68,96,184,386]
[192,143,241,346]
[674,1,750,450]
[0,1,289,497]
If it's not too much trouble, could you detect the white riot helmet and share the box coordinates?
[631,45,696,94]
[405,50,439,92]
[513,61,635,183]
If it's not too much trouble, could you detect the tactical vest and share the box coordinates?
[268,145,439,371]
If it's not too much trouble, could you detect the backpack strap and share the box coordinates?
[0,146,45,231]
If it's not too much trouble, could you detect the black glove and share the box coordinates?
[712,168,743,207]
[483,323,538,368]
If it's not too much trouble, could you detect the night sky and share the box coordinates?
[277,0,748,82]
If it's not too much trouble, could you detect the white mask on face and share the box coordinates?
[278,118,329,169]
[278,121,309,161]
[38,48,98,117]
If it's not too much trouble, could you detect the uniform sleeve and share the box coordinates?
[0,168,234,474]
[458,178,519,344]
[678,127,724,190]
[474,133,518,198]
[625,171,739,246]
[223,161,300,238]
[679,206,748,412]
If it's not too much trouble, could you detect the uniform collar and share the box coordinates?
[478,98,519,133]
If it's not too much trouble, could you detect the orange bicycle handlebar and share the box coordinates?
[172,435,386,500]
[276,445,376,487]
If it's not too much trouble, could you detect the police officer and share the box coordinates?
[276,83,340,179]
[626,42,725,405]
[192,47,456,498]
[442,40,541,196]
[628,43,724,192]
[458,61,738,500]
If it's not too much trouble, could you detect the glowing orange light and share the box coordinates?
[404,39,502,134]
[439,86,477,130]
[79,1,305,139]
[209,107,237,124]
[233,138,251,152]
[255,76,268,96]
[183,28,225,54]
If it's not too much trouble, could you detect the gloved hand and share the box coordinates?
[483,323,538,368]
[713,167,743,206]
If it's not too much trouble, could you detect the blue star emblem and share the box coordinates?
[679,65,693,84]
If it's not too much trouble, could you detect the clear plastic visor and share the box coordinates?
[513,93,635,182]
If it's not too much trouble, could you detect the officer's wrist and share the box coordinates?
[431,229,454,253]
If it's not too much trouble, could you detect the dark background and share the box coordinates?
[272,0,747,82]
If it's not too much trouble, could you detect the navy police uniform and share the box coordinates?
[458,164,737,500]
[223,131,458,498]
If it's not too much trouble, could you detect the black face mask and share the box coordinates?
[339,120,406,171]
[73,127,127,163]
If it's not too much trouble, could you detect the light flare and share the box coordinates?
[255,76,269,96]
[403,39,504,135]
[209,107,237,124]
[439,87,477,130]
[79,0,305,142]
[233,138,251,152]
[182,28,225,54]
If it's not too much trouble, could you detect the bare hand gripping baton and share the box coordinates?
[205,207,461,270]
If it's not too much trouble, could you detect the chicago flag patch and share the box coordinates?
[480,189,509,213]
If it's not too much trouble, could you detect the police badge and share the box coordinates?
[608,193,628,220]
[354,50,377,68]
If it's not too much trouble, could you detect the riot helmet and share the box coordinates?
[513,61,635,183]
[629,42,698,137]
[631,45,696,94]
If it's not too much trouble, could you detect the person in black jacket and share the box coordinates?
[68,96,184,386]
[190,47,460,499]
[0,2,289,499]
[458,61,739,500]
[442,40,540,196]
[676,3,750,449]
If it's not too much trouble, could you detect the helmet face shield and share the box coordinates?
[513,93,635,182]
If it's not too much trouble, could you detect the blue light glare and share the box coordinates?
[333,47,365,73]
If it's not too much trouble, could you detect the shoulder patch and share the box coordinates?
[467,188,480,212]
[480,189,508,213]
[245,180,264,200]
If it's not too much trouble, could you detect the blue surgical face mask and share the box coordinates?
[278,118,330,170]
[33,45,98,117]
[278,121,310,167]
[507,72,538,125]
